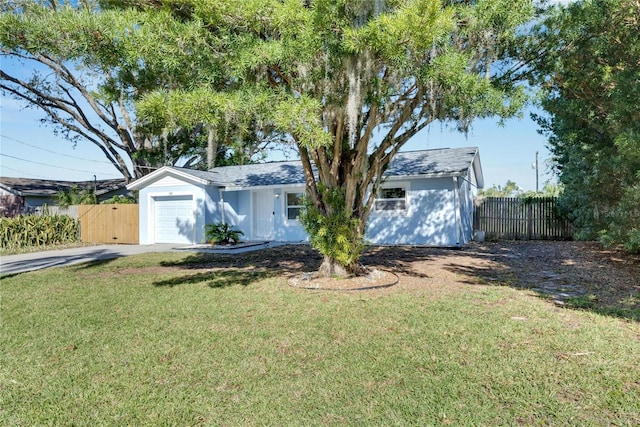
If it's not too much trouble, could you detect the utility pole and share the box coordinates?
[535,151,539,193]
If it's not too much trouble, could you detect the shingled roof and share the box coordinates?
[385,147,481,178]
[128,147,483,190]
[0,177,127,197]
[207,161,310,188]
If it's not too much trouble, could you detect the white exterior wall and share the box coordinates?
[365,177,460,246]
[138,176,217,245]
[221,187,307,241]
[273,187,308,242]
[135,173,477,246]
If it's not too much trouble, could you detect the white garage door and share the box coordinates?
[153,195,194,244]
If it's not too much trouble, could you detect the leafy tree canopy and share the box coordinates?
[4,0,535,274]
[479,180,562,197]
[523,0,640,251]
[480,180,524,197]
[129,0,535,275]
[55,185,97,207]
[0,0,271,181]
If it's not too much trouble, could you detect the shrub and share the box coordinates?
[101,195,137,204]
[0,214,79,250]
[299,186,363,273]
[204,223,244,244]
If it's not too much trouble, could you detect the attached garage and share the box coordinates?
[152,195,195,244]
[127,168,215,245]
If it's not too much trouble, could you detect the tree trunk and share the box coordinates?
[318,256,352,278]
[207,125,217,169]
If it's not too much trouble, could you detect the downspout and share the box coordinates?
[453,176,462,246]
[218,187,226,225]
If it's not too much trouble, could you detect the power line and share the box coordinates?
[0,164,52,179]
[0,134,114,165]
[0,152,121,176]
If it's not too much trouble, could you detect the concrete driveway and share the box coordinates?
[0,244,184,276]
[0,242,292,276]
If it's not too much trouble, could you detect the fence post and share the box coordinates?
[527,201,533,240]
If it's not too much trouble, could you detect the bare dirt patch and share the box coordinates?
[163,241,639,317]
[361,241,640,314]
[288,268,399,291]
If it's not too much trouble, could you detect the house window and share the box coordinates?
[286,192,304,220]
[375,187,407,211]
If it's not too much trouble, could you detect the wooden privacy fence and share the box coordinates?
[79,204,139,244]
[473,197,573,241]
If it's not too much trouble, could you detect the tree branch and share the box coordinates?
[1,50,138,179]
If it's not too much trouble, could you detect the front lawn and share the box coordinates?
[1,249,639,425]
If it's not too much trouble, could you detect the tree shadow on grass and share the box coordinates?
[156,245,322,289]
[162,244,437,279]
[439,241,640,322]
[160,245,322,276]
[154,269,274,288]
[361,245,460,278]
[353,241,640,322]
[156,241,640,322]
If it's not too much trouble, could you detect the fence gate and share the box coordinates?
[473,197,573,241]
[78,204,139,244]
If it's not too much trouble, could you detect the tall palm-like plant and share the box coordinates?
[55,186,97,208]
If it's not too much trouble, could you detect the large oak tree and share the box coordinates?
[4,0,534,273]
[133,0,534,275]
[0,1,265,181]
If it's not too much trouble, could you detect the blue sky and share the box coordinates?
[1,92,554,191]
[1,1,564,190]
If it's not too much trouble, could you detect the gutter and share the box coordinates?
[218,188,226,225]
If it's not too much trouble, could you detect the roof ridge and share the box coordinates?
[395,146,478,154]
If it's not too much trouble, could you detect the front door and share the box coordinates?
[253,191,274,240]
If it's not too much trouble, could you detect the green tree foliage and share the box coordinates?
[101,194,136,204]
[479,180,524,197]
[55,185,97,208]
[300,186,364,276]
[524,0,640,251]
[480,181,562,197]
[0,1,267,181]
[127,0,533,276]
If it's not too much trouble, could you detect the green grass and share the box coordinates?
[566,294,640,321]
[1,252,639,426]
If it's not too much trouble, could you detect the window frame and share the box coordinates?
[374,183,409,212]
[284,191,305,221]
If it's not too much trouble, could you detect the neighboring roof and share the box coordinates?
[0,177,127,197]
[127,147,483,190]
